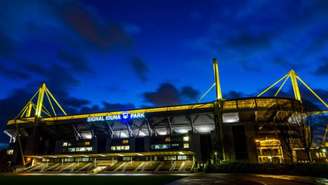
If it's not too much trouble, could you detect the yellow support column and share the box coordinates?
[213,58,223,100]
[35,83,47,117]
[288,70,302,102]
[26,101,33,117]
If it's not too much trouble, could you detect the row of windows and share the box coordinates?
[63,141,91,147]
[151,143,189,150]
[111,145,130,151]
[163,155,188,160]
[151,144,169,150]
[68,147,93,152]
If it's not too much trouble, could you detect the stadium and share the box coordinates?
[3,59,328,174]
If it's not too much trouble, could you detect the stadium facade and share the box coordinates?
[3,59,328,173]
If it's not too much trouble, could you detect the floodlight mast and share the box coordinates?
[257,69,328,110]
[213,58,223,101]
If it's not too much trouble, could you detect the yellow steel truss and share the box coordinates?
[257,69,328,110]
[16,83,67,119]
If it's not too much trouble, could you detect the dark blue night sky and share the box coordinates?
[0,0,328,143]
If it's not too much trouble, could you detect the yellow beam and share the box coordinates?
[213,58,223,100]
[257,74,289,97]
[323,125,328,147]
[274,75,289,97]
[297,76,328,108]
[7,103,214,125]
[289,70,302,102]
[45,90,57,116]
[26,101,33,117]
[46,88,67,115]
[18,104,28,119]
[35,83,47,117]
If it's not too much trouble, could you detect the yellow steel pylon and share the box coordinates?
[213,58,223,101]
[16,83,67,119]
[258,69,328,109]
[289,70,302,102]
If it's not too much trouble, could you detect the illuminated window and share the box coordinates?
[151,144,169,150]
[164,156,176,160]
[178,155,187,160]
[183,136,189,142]
[165,137,171,142]
[62,142,71,147]
[6,149,13,155]
[111,145,129,151]
[84,141,90,146]
[68,147,92,152]
[183,143,189,149]
[68,148,76,152]
[122,139,129,144]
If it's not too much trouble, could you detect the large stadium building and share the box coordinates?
[3,59,328,173]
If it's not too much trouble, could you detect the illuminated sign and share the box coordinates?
[87,112,145,122]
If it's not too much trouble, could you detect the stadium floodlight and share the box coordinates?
[222,112,239,123]
[175,128,189,134]
[196,126,213,133]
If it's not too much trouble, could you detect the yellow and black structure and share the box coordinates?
[3,59,328,173]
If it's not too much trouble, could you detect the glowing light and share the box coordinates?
[157,129,168,136]
[81,132,92,139]
[138,131,147,137]
[196,126,213,133]
[222,112,239,123]
[183,136,189,142]
[120,132,129,138]
[175,128,189,134]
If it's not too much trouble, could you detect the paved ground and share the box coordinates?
[168,173,328,185]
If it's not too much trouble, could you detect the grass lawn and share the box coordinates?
[0,174,184,185]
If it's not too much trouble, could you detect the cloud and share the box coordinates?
[57,49,91,73]
[143,83,199,106]
[185,0,328,72]
[0,64,30,80]
[272,57,305,71]
[225,31,272,50]
[314,58,328,76]
[180,86,199,100]
[240,61,262,72]
[55,2,132,50]
[224,91,245,99]
[130,57,149,82]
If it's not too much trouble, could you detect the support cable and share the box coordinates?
[274,75,289,97]
[198,83,216,102]
[45,90,57,116]
[296,76,328,108]
[257,74,289,97]
[46,89,67,115]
